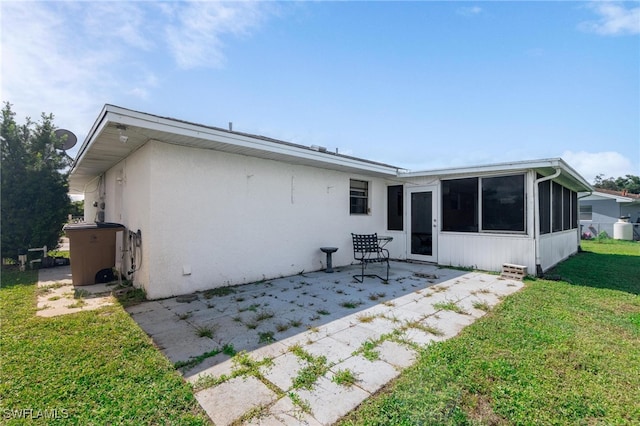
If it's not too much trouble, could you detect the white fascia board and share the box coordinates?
[76,105,398,177]
[70,105,111,175]
[580,192,637,203]
[399,158,560,177]
[399,158,592,191]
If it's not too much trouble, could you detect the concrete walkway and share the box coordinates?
[126,261,524,425]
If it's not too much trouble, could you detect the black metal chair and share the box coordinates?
[351,233,389,282]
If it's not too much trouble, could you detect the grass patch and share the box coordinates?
[194,325,215,338]
[258,331,275,344]
[275,322,290,332]
[288,392,312,413]
[356,313,377,323]
[368,292,386,301]
[289,345,330,390]
[402,320,444,336]
[73,288,90,299]
[67,299,87,309]
[358,340,380,361]
[202,287,236,298]
[472,300,491,312]
[253,309,275,322]
[432,300,467,314]
[0,269,208,424]
[339,300,363,309]
[340,240,640,425]
[332,368,358,386]
[289,318,303,328]
[113,286,147,307]
[238,303,261,313]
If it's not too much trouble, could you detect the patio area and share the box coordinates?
[124,261,524,425]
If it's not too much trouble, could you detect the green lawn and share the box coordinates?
[0,269,209,425]
[341,240,640,425]
[2,241,638,424]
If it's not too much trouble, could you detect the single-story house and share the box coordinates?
[69,105,592,299]
[579,189,640,239]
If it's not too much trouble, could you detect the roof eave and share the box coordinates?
[398,158,592,192]
[69,105,399,193]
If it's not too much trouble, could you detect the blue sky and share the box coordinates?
[2,1,638,183]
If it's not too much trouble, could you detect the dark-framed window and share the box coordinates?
[442,178,478,232]
[539,179,551,235]
[552,182,563,232]
[540,178,578,233]
[482,175,525,232]
[442,174,525,233]
[571,191,578,229]
[350,179,369,215]
[387,185,403,230]
[562,186,571,231]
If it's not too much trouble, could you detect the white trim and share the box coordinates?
[406,185,438,263]
[71,105,398,179]
[578,191,639,203]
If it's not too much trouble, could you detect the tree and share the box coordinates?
[1,102,72,260]
[593,174,640,194]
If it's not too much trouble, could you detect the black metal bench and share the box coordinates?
[351,233,389,282]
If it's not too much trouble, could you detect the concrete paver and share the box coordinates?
[295,376,370,425]
[38,261,524,425]
[260,352,307,392]
[329,355,400,394]
[195,376,278,426]
[376,340,417,368]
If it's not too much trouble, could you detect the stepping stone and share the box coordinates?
[376,340,416,368]
[295,376,370,425]
[195,376,278,426]
[329,355,400,394]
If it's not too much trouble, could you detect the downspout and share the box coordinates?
[577,190,593,251]
[533,168,561,277]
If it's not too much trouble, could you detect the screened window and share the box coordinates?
[350,179,368,215]
[571,191,578,229]
[552,182,563,232]
[482,175,525,232]
[579,205,593,221]
[442,178,478,232]
[442,174,525,233]
[562,187,571,231]
[539,179,551,235]
[387,185,403,230]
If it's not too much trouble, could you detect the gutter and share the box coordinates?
[533,168,562,276]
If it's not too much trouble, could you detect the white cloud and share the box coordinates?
[0,1,273,150]
[561,150,635,184]
[163,2,271,69]
[580,2,640,35]
[456,6,482,17]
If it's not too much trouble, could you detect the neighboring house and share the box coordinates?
[69,105,592,299]
[579,189,640,239]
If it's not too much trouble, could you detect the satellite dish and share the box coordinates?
[55,129,77,151]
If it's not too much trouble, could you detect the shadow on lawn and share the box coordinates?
[547,250,639,296]
[0,267,39,288]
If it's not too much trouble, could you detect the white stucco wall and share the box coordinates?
[88,140,583,297]
[135,140,391,299]
[91,143,154,294]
